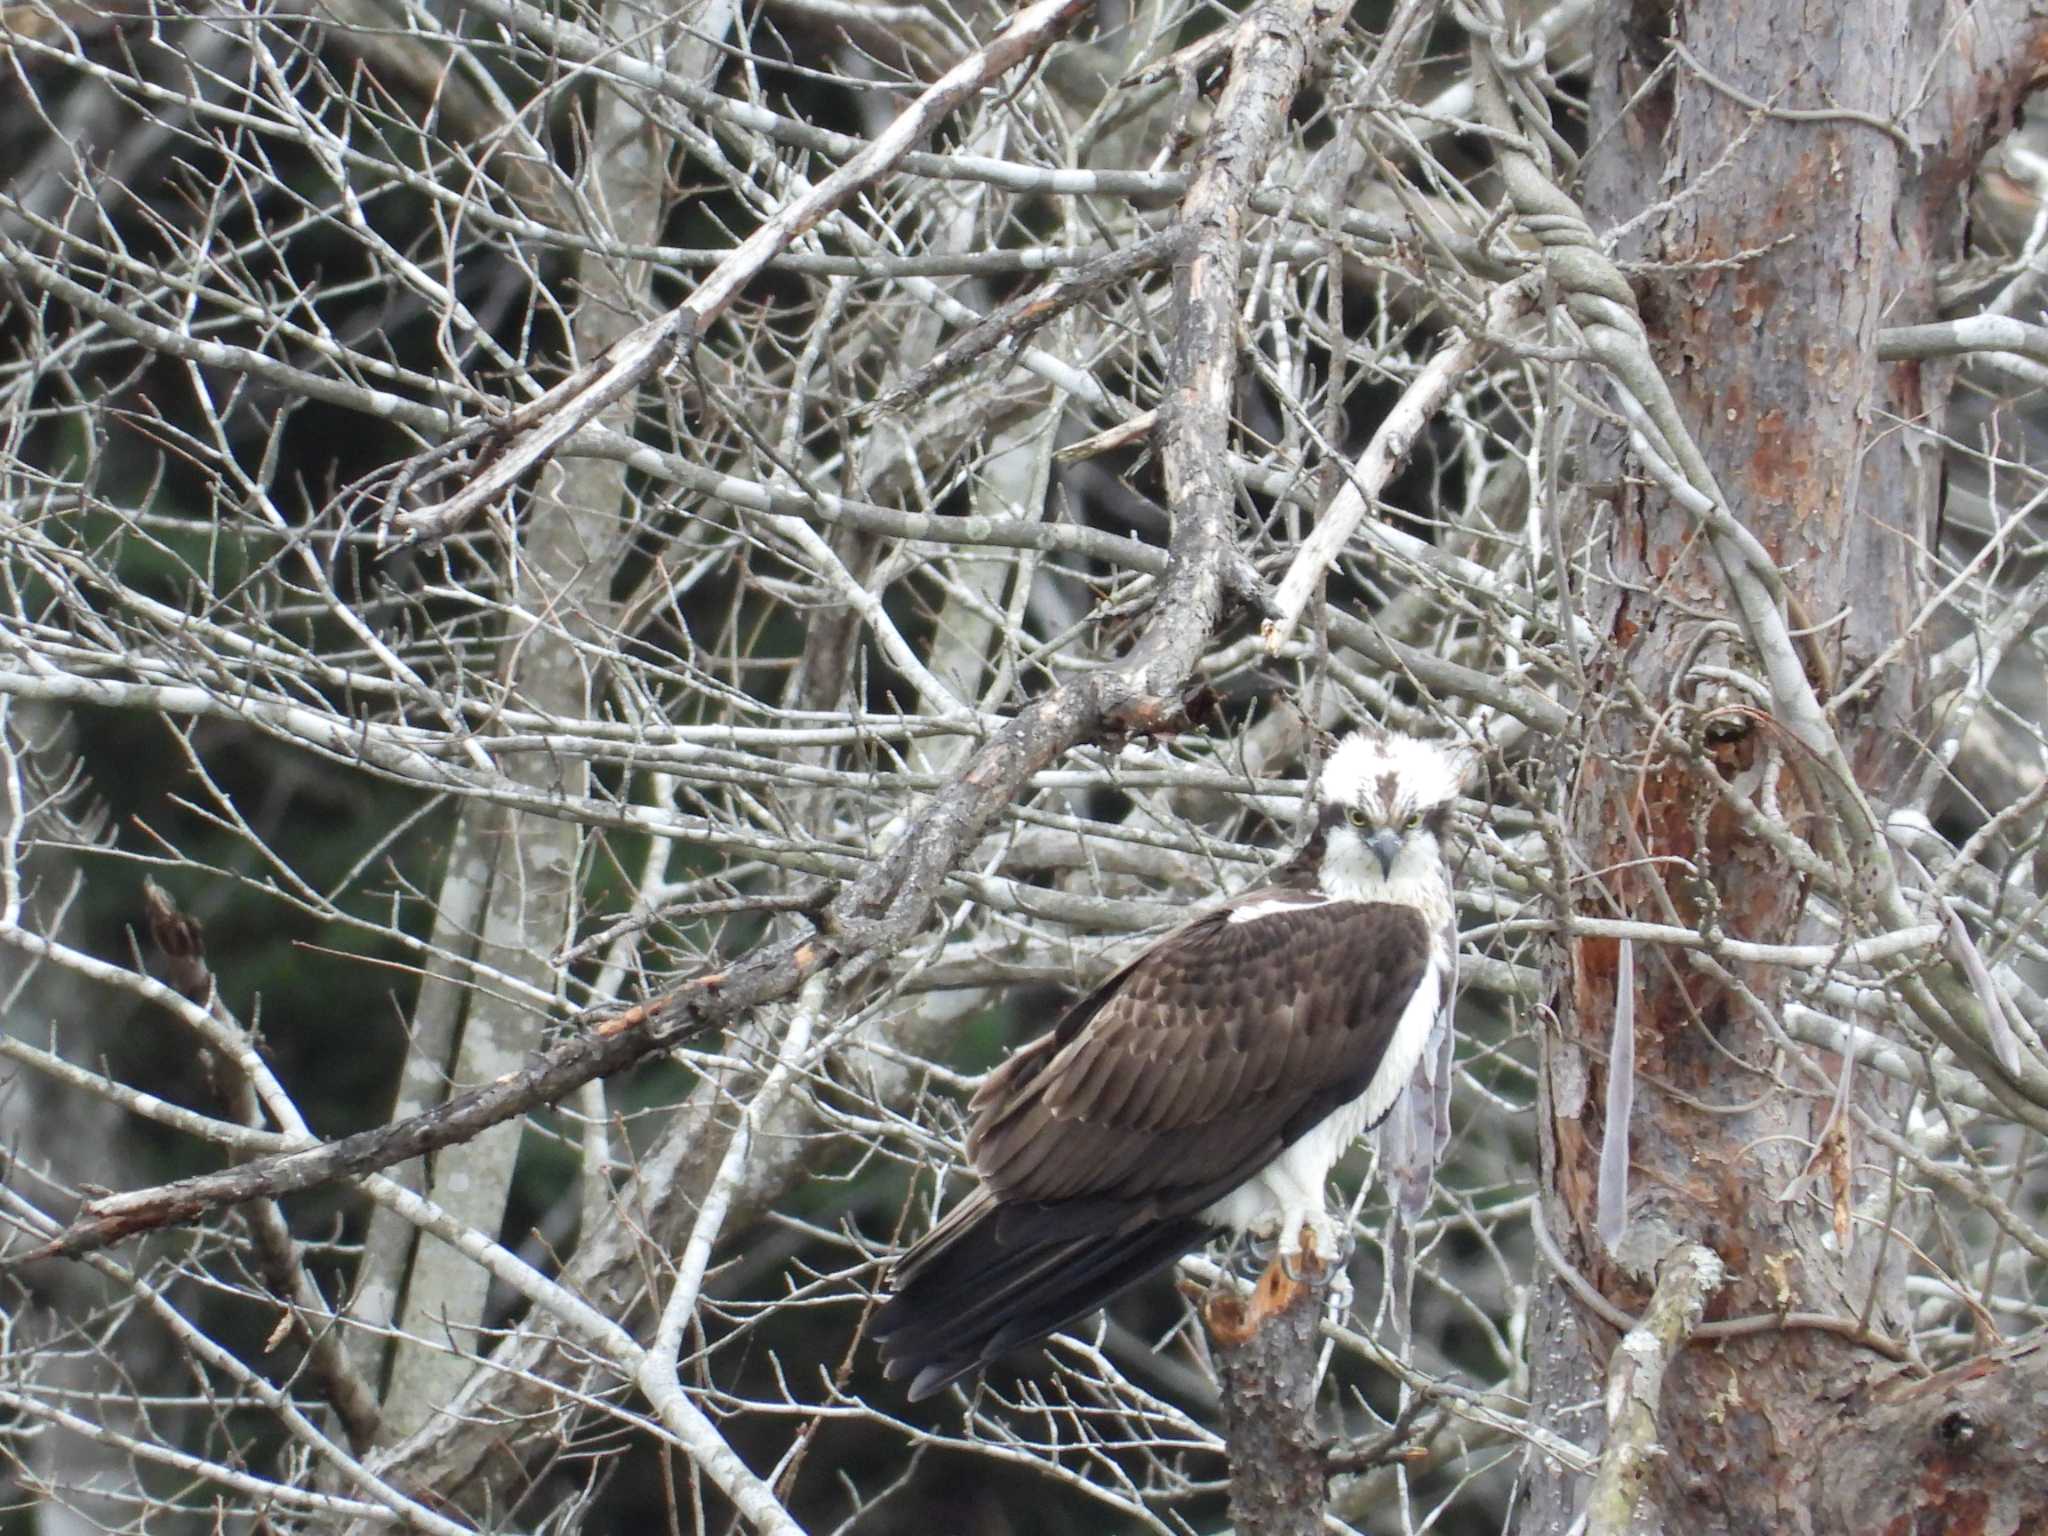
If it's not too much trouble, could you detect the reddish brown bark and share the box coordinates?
[1814,1341,2048,1533]
[1528,4,2048,1532]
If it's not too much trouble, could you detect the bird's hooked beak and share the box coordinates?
[1367,828,1403,877]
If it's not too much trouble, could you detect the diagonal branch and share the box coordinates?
[866,225,1192,417]
[388,0,1094,545]
[21,691,1196,1263]
[1466,5,2048,1121]
[1583,1243,1724,1536]
[1157,0,1348,1522]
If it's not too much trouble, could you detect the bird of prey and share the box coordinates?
[874,729,1467,1402]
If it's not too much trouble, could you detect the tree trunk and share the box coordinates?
[1530,3,2041,1530]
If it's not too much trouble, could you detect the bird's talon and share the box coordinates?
[1231,1228,1280,1281]
[1326,1266,1356,1323]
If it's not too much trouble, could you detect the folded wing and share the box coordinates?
[874,894,1435,1400]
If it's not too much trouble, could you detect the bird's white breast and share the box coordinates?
[1199,934,1451,1236]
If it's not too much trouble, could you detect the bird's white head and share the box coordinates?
[1313,730,1469,912]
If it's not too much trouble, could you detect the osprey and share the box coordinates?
[874,729,1466,1401]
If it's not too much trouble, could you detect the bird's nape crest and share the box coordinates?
[1320,729,1470,813]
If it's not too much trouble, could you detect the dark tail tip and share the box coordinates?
[872,1209,1209,1401]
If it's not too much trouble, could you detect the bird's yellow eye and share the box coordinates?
[1345,807,1368,828]
[1405,811,1423,830]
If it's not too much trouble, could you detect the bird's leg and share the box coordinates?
[1275,1206,1347,1281]
[1208,1218,1351,1345]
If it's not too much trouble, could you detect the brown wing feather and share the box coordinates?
[964,894,1431,1216]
